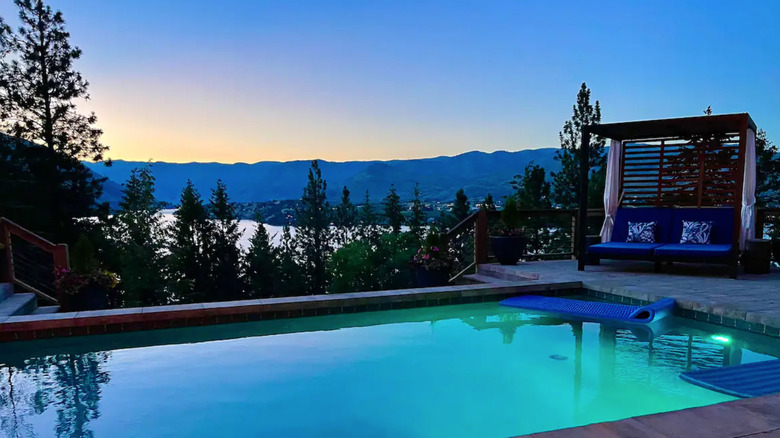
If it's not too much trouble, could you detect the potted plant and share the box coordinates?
[412,228,453,287]
[54,234,118,311]
[490,195,527,265]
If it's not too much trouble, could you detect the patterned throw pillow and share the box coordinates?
[626,222,657,243]
[680,221,713,244]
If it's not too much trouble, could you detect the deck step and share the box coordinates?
[0,293,37,316]
[32,305,60,315]
[462,274,514,284]
[0,283,13,302]
[477,266,540,281]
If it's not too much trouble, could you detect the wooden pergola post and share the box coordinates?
[576,128,591,271]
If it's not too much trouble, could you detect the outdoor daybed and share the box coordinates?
[576,113,758,279]
[587,207,737,276]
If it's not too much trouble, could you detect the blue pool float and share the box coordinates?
[499,295,676,324]
[680,359,780,398]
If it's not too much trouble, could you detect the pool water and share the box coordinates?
[0,302,776,438]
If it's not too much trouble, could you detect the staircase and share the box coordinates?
[1,217,69,317]
[0,282,59,318]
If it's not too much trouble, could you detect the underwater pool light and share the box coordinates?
[711,335,731,344]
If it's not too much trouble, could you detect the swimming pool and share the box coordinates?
[0,302,776,437]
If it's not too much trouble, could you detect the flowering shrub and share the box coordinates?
[412,245,453,271]
[54,267,119,295]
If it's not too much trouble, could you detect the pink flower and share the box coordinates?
[432,246,439,251]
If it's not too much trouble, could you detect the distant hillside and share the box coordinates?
[84,149,560,204]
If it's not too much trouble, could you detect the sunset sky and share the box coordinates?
[1,0,778,164]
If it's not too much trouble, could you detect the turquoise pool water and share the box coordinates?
[0,302,777,438]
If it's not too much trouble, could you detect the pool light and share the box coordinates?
[711,335,731,344]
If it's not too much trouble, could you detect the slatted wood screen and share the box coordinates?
[620,134,741,207]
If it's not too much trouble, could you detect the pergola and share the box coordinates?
[576,113,758,270]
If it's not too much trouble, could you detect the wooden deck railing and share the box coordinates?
[0,217,69,304]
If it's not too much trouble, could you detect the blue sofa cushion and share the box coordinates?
[653,244,733,258]
[612,208,672,243]
[671,208,734,245]
[588,242,664,256]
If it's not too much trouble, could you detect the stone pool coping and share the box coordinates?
[0,280,581,342]
[514,393,780,438]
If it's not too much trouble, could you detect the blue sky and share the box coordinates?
[1,0,778,163]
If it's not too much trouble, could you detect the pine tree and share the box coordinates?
[0,1,108,239]
[551,82,606,208]
[359,190,381,243]
[481,193,496,211]
[408,183,426,240]
[207,180,243,301]
[0,0,106,160]
[113,166,167,306]
[756,129,780,207]
[452,188,470,223]
[334,186,358,246]
[383,185,404,234]
[295,160,332,294]
[510,162,555,256]
[168,180,212,303]
[512,162,552,210]
[243,209,277,298]
[277,225,304,296]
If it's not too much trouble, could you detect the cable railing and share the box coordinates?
[0,217,69,304]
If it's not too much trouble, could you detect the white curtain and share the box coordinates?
[600,139,622,242]
[740,129,757,250]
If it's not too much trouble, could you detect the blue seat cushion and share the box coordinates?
[653,244,733,258]
[588,242,664,256]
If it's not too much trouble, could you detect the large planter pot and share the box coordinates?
[490,235,527,265]
[415,266,450,288]
[72,281,110,311]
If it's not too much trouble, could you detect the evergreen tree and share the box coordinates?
[359,190,381,242]
[510,162,556,256]
[481,193,496,212]
[511,162,552,209]
[334,186,358,246]
[0,16,10,56]
[207,180,243,301]
[295,160,332,294]
[756,129,780,207]
[0,1,108,240]
[383,185,404,234]
[452,188,470,223]
[408,183,426,240]
[113,166,167,306]
[167,180,212,303]
[277,225,304,296]
[243,210,277,298]
[0,0,106,160]
[551,82,606,208]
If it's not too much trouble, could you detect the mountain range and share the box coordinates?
[84,148,561,205]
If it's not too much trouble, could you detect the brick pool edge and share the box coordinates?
[0,281,582,342]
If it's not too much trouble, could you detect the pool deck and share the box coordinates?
[479,260,780,336]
